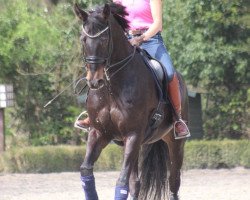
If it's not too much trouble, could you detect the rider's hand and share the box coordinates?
[129,34,145,46]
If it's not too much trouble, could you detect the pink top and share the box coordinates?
[115,0,153,30]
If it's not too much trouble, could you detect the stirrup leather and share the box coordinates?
[173,119,191,139]
[74,111,90,131]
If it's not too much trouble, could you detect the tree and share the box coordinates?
[0,0,84,144]
[163,0,250,138]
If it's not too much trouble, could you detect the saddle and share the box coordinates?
[137,48,169,130]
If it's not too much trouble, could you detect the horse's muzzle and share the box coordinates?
[87,79,105,90]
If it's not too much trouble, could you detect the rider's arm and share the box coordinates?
[142,0,163,41]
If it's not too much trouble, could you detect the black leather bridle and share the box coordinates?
[82,19,136,81]
[82,23,112,66]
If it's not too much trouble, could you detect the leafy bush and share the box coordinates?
[0,146,85,173]
[183,140,250,169]
[95,144,123,171]
[0,144,123,173]
[240,146,250,168]
[0,156,4,172]
[0,141,249,173]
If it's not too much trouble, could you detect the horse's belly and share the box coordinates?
[143,125,173,144]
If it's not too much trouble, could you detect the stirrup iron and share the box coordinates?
[173,119,191,139]
[74,111,90,131]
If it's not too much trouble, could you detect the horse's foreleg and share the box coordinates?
[115,134,141,200]
[163,133,185,199]
[80,128,110,200]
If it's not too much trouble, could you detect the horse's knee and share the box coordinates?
[80,164,93,176]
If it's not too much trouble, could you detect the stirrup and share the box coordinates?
[173,119,191,140]
[74,111,90,131]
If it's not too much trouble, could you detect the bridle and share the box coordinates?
[82,24,112,65]
[82,18,136,82]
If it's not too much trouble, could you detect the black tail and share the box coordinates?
[139,140,169,200]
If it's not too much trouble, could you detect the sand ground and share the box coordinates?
[0,168,249,200]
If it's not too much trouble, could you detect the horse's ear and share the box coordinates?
[103,3,110,20]
[74,3,88,21]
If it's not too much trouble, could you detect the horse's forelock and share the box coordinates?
[84,8,108,32]
[87,3,129,31]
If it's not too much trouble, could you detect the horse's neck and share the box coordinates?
[110,23,132,63]
[106,20,155,100]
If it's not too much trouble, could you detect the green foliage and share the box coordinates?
[95,144,123,171]
[0,156,4,172]
[163,0,250,138]
[0,145,85,173]
[0,0,84,144]
[241,147,250,167]
[0,141,249,173]
[0,144,123,173]
[184,140,250,169]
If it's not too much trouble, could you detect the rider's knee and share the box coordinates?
[167,69,175,82]
[161,57,175,82]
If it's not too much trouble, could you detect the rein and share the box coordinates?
[104,46,136,81]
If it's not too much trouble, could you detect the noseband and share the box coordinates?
[82,19,136,81]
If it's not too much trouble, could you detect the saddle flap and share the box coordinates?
[138,48,169,100]
[149,59,164,82]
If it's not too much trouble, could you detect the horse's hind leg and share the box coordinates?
[80,128,110,200]
[129,159,140,199]
[162,133,185,200]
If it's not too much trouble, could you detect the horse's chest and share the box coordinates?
[87,91,110,121]
[87,90,121,134]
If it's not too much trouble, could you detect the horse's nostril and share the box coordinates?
[89,80,97,88]
[98,79,105,86]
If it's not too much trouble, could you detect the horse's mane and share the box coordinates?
[91,3,130,31]
[109,3,130,30]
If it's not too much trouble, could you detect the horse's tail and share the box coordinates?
[139,140,169,200]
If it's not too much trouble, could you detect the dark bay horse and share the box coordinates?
[74,3,188,200]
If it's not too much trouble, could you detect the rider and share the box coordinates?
[75,0,190,139]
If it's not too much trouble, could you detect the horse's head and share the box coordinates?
[74,3,111,89]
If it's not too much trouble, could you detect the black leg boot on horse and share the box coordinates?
[168,73,190,139]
